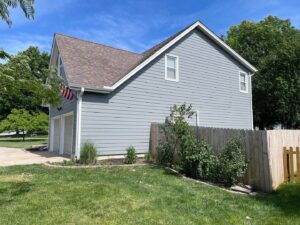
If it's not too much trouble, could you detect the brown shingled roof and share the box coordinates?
[55,34,143,89]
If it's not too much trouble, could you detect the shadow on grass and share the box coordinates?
[0,182,33,206]
[152,165,300,217]
[254,182,300,216]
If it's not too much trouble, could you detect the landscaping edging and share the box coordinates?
[43,162,149,169]
[164,167,257,195]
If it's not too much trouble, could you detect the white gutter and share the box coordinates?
[75,87,84,160]
[249,73,254,130]
[70,84,112,93]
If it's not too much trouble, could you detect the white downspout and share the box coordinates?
[249,73,254,130]
[75,87,84,160]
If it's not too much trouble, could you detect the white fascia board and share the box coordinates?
[104,21,257,92]
[70,84,112,93]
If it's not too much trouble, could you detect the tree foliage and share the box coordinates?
[0,46,61,121]
[156,103,247,184]
[0,109,48,141]
[0,49,10,59]
[0,0,34,26]
[0,0,35,62]
[225,16,300,129]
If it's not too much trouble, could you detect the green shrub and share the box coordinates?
[217,136,247,186]
[157,103,248,186]
[180,135,218,180]
[80,142,97,164]
[156,142,173,166]
[144,153,153,162]
[156,103,195,166]
[125,146,137,164]
[62,159,76,166]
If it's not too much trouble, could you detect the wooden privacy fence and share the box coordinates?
[150,123,300,192]
[283,147,300,182]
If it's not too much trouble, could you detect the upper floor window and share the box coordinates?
[57,55,63,77]
[239,71,248,93]
[165,54,179,81]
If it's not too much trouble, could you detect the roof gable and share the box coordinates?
[52,21,257,93]
[54,34,143,89]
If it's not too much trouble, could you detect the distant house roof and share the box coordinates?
[53,21,257,93]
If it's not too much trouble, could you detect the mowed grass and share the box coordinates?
[0,139,47,148]
[0,165,299,225]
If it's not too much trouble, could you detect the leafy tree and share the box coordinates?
[0,109,48,141]
[0,49,10,59]
[0,0,35,60]
[31,112,49,134]
[225,16,300,129]
[0,46,61,121]
[0,0,34,26]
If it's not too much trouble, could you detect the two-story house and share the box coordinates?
[48,21,257,158]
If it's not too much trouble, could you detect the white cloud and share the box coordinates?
[1,33,52,55]
[66,13,158,53]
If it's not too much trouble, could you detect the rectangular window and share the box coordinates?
[239,71,248,93]
[165,54,179,81]
[57,56,63,77]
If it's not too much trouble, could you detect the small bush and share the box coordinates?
[125,146,137,164]
[144,153,153,162]
[156,142,173,166]
[80,142,97,164]
[62,159,76,166]
[217,136,247,186]
[180,135,218,180]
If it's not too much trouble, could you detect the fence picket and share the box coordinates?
[296,147,300,182]
[289,147,295,181]
[283,147,289,181]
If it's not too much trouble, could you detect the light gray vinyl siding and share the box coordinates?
[81,29,253,155]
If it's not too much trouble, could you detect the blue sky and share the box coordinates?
[1,0,300,55]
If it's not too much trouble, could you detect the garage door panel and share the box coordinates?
[63,115,73,155]
[53,118,61,153]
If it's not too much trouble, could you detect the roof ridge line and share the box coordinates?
[54,32,142,56]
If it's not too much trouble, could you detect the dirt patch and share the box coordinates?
[0,173,33,182]
[99,158,146,165]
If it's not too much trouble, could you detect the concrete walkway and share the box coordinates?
[0,147,69,167]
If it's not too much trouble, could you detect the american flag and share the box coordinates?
[60,84,75,100]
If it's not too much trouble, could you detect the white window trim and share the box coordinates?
[165,54,179,82]
[239,71,249,93]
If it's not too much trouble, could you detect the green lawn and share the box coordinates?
[0,139,47,148]
[0,165,299,225]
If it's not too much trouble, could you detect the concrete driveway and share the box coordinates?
[0,147,69,167]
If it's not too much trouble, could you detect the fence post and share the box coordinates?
[283,147,289,181]
[296,147,300,182]
[289,147,294,181]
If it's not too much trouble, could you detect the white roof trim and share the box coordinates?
[104,21,257,91]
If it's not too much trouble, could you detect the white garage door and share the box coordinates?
[52,118,61,153]
[63,114,73,155]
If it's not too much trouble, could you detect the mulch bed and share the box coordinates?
[46,157,149,168]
